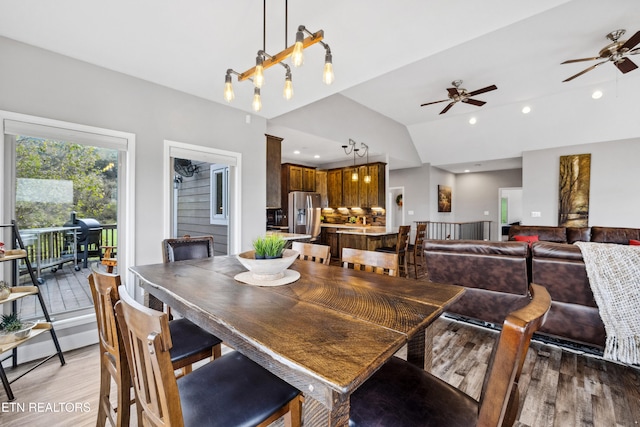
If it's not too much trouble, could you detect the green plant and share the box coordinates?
[1,313,24,332]
[252,234,286,258]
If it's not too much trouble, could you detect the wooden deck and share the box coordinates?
[15,260,97,319]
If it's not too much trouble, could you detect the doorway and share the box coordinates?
[164,140,241,255]
[498,187,523,241]
[388,186,404,228]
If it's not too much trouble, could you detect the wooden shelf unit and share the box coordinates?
[0,221,65,401]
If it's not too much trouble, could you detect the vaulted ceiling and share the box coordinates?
[1,0,639,172]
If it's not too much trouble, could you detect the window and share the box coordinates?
[210,165,229,224]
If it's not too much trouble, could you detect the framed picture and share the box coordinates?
[438,185,452,212]
[558,153,591,227]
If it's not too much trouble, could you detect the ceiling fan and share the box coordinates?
[420,80,498,114]
[562,29,640,82]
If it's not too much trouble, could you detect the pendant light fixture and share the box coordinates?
[342,139,369,182]
[224,0,333,112]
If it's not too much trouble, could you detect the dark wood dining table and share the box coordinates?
[130,255,464,427]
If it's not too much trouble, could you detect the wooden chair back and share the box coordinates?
[88,266,133,427]
[396,225,411,255]
[478,283,551,426]
[414,223,427,248]
[162,235,214,263]
[115,285,183,427]
[342,248,399,277]
[292,241,331,265]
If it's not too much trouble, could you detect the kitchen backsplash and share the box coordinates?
[321,207,386,226]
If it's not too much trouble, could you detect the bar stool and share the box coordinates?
[376,225,410,277]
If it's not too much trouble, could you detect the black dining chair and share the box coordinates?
[115,285,303,427]
[349,283,551,427]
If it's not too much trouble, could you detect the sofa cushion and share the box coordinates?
[567,227,591,243]
[508,225,567,243]
[590,227,640,244]
[424,240,529,295]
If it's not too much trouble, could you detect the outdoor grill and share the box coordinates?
[64,212,102,268]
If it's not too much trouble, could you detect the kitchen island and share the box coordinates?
[320,224,398,259]
[265,230,312,248]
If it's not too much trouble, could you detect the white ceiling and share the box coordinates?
[1,0,639,173]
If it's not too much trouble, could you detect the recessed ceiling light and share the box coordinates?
[592,90,603,100]
[293,150,300,154]
[314,155,320,159]
[522,106,531,114]
[469,117,477,125]
[464,169,470,173]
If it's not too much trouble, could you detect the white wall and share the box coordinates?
[522,137,640,228]
[388,164,431,224]
[0,36,267,265]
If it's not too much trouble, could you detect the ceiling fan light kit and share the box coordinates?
[561,29,640,82]
[224,0,334,112]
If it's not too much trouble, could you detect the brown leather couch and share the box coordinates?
[424,240,532,327]
[425,226,640,350]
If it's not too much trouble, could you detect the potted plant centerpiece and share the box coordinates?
[237,234,299,282]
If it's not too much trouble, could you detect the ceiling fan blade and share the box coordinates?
[561,57,602,64]
[420,99,449,107]
[467,85,497,97]
[446,87,460,97]
[615,57,638,74]
[621,30,640,51]
[630,47,640,55]
[562,59,608,82]
[461,98,486,107]
[439,102,455,115]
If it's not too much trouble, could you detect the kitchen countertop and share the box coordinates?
[321,224,397,236]
[265,231,312,240]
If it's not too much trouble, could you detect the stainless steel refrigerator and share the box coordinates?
[288,191,321,240]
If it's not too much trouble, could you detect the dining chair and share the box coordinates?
[161,235,225,374]
[114,285,303,427]
[349,283,551,427]
[89,267,223,427]
[291,241,331,265]
[162,235,214,263]
[407,223,427,279]
[375,225,410,277]
[342,247,399,277]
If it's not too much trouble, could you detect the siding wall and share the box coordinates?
[176,161,228,255]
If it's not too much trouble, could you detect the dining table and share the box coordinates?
[130,255,464,427]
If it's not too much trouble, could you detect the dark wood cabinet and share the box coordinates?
[358,163,385,208]
[324,227,339,259]
[327,169,343,208]
[342,168,360,207]
[303,167,316,192]
[266,135,282,208]
[315,170,328,208]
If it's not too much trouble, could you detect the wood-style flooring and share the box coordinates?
[1,316,638,426]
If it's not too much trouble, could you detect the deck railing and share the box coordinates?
[19,223,117,275]
[416,221,492,241]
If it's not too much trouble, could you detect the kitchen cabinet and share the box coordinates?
[265,135,282,208]
[315,170,328,208]
[321,227,340,259]
[0,221,65,401]
[327,169,343,208]
[358,162,386,208]
[342,168,360,207]
[303,167,316,192]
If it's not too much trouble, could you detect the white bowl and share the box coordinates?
[237,249,299,281]
[13,321,37,340]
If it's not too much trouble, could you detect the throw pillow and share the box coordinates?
[629,239,640,246]
[514,235,539,247]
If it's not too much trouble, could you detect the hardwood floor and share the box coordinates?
[1,317,638,426]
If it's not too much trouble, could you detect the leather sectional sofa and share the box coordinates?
[424,225,640,350]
